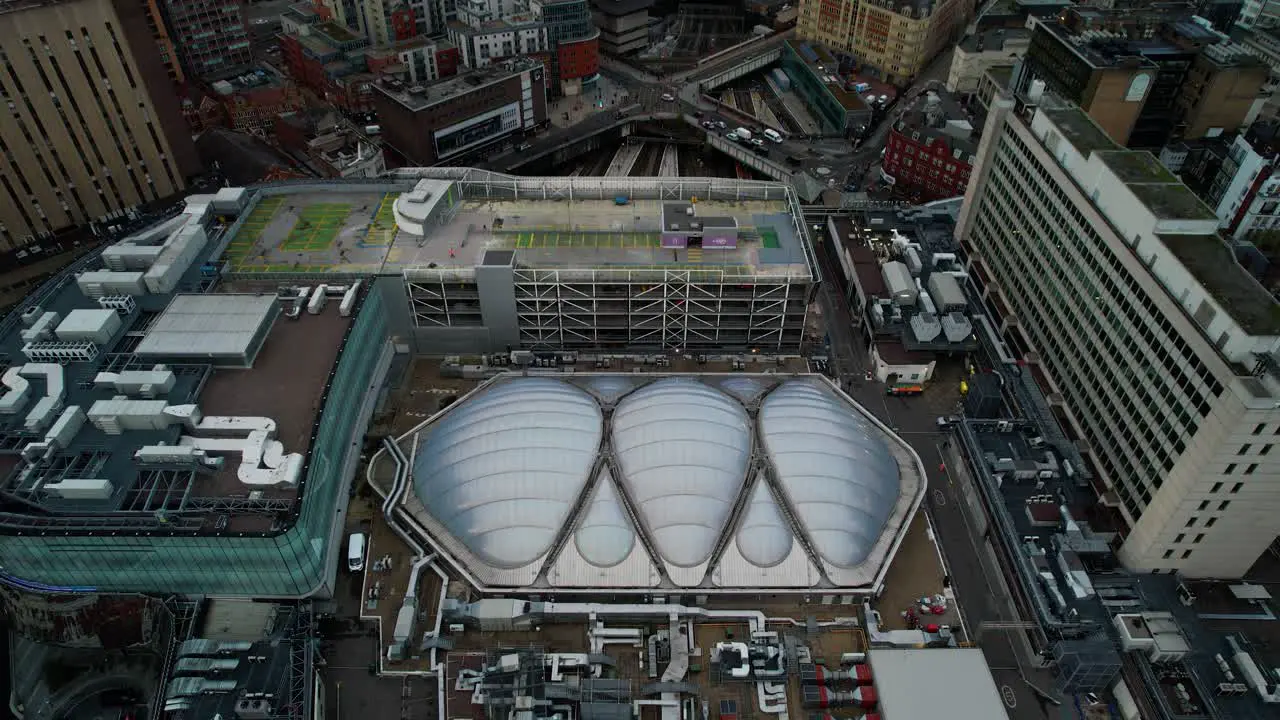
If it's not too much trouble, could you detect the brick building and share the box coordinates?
[372,58,548,166]
[881,91,977,202]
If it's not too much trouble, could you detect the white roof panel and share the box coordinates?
[611,378,751,568]
[760,379,901,568]
[868,649,1009,720]
[411,378,602,568]
[134,294,278,358]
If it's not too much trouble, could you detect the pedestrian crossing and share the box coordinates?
[687,248,703,263]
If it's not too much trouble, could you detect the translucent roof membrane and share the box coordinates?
[611,378,751,567]
[759,380,901,567]
[573,469,635,568]
[412,378,602,568]
[735,479,794,568]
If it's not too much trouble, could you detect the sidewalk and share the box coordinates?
[548,76,626,128]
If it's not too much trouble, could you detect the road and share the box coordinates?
[805,202,1061,720]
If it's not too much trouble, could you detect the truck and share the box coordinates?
[735,127,753,142]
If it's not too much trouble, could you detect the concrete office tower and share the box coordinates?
[0,0,201,249]
[957,93,1280,579]
[161,0,252,79]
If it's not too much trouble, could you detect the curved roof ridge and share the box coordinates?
[735,479,795,568]
[573,468,637,569]
[412,378,602,568]
[612,378,751,569]
[760,379,902,568]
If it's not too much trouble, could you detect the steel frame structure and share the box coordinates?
[399,171,819,351]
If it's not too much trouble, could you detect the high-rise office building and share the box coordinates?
[0,0,201,249]
[161,0,253,78]
[957,92,1280,578]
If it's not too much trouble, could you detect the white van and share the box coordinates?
[763,129,784,144]
[347,532,366,572]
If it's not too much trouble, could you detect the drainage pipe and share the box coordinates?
[380,437,448,696]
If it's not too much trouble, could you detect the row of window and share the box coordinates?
[0,25,177,237]
[969,124,1230,521]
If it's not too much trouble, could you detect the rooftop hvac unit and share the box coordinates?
[234,697,273,720]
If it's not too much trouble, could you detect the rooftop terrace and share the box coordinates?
[218,173,815,280]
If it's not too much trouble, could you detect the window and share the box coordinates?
[1246,463,1258,474]
[1206,517,1218,527]
[1186,517,1197,527]
[1239,444,1252,455]
[1194,534,1204,544]
[1162,549,1174,559]
[1182,550,1193,560]
[1254,423,1266,435]
[1198,500,1209,511]
[1231,482,1243,493]
[1211,481,1224,491]
[1218,501,1230,511]
[1262,444,1272,456]
[1175,533,1185,543]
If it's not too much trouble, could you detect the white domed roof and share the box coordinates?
[573,470,636,568]
[734,480,794,568]
[411,378,602,568]
[611,378,751,568]
[759,379,901,568]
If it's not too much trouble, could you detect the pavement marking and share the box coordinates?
[1001,685,1018,708]
[932,488,947,506]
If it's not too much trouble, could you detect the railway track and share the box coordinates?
[631,142,663,176]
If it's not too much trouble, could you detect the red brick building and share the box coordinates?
[881,92,977,202]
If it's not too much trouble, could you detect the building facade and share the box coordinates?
[591,0,652,55]
[946,27,1030,96]
[373,59,548,165]
[0,0,201,249]
[161,0,253,79]
[1238,0,1280,28]
[366,37,462,85]
[882,93,976,201]
[1020,10,1267,149]
[450,0,599,95]
[957,93,1280,578]
[796,0,974,84]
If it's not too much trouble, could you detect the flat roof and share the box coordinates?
[1096,150,1177,184]
[867,648,1009,719]
[1129,183,1217,221]
[1038,102,1118,154]
[374,58,541,111]
[134,294,278,360]
[1159,233,1280,335]
[220,176,814,279]
[0,222,351,535]
[785,40,868,114]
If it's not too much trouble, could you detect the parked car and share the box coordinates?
[661,93,675,102]
[715,120,727,130]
